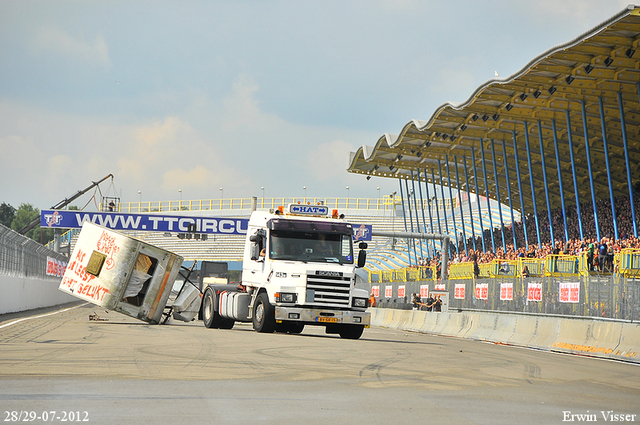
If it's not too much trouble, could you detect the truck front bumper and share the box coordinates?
[274,306,370,327]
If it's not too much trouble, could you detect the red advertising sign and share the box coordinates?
[527,282,542,302]
[435,283,446,291]
[420,284,429,298]
[398,285,405,298]
[500,282,513,301]
[385,285,393,298]
[475,283,488,300]
[371,285,380,297]
[559,282,580,303]
[454,283,466,300]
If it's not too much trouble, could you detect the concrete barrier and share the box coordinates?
[0,275,75,315]
[369,307,640,364]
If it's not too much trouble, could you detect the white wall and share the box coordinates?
[0,275,77,315]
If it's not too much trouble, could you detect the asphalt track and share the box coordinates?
[0,303,638,425]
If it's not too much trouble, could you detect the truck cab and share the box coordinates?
[202,204,371,339]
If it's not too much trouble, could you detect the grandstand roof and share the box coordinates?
[347,5,640,213]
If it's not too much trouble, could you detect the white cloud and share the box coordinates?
[28,25,111,67]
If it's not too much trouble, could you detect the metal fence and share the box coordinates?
[0,224,68,279]
[368,275,640,322]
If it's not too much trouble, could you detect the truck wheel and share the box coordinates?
[220,318,235,330]
[287,322,304,334]
[338,324,364,340]
[253,292,275,333]
[202,287,223,329]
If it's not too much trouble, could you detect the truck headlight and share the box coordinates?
[353,298,367,308]
[275,292,297,303]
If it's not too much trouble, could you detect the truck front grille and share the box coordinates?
[306,272,351,307]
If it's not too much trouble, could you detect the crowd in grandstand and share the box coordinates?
[412,188,640,271]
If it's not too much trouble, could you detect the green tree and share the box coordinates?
[11,203,54,245]
[0,202,16,227]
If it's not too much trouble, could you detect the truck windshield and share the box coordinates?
[269,230,354,264]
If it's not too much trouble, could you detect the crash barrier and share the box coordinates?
[368,274,639,321]
[368,307,640,364]
[0,224,74,314]
[0,275,76,315]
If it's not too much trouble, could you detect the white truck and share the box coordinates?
[201,204,371,339]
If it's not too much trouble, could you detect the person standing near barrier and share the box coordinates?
[587,242,595,271]
[369,293,377,308]
[433,295,442,312]
[425,294,435,312]
[598,239,608,272]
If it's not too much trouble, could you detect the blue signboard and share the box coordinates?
[352,224,372,241]
[41,210,248,235]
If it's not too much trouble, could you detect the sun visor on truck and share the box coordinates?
[59,221,184,324]
[267,219,353,235]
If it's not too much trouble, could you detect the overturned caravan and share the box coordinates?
[59,221,196,324]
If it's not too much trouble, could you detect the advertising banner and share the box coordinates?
[475,283,488,300]
[398,285,405,298]
[527,282,542,302]
[500,282,513,301]
[454,283,466,300]
[41,210,248,235]
[385,285,393,298]
[419,284,429,298]
[559,282,580,303]
[371,285,380,297]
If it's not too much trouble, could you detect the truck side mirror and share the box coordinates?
[250,242,261,261]
[357,249,366,268]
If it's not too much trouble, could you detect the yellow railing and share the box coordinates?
[111,196,412,213]
[373,250,640,282]
[369,266,437,283]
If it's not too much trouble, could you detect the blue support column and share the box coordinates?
[416,168,432,257]
[512,130,529,249]
[537,120,555,248]
[524,122,542,248]
[438,160,450,234]
[398,178,413,266]
[620,91,638,238]
[423,169,437,257]
[599,96,619,240]
[565,110,584,241]
[404,177,419,263]
[410,170,424,261]
[552,119,569,244]
[431,168,443,237]
[490,139,507,253]
[501,139,518,250]
[480,140,496,252]
[445,155,459,254]
[463,156,477,251]
[453,156,468,255]
[581,100,601,241]
[472,147,487,252]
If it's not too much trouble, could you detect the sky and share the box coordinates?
[0,0,631,210]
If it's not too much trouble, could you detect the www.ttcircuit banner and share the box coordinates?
[41,210,249,235]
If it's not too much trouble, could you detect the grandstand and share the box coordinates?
[55,195,515,273]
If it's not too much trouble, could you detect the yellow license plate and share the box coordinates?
[317,317,338,323]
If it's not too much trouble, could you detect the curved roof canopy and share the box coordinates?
[348,6,640,214]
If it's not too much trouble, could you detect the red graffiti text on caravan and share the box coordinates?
[96,231,120,271]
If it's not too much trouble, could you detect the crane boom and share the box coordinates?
[18,174,114,235]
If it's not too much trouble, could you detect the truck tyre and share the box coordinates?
[338,324,364,340]
[219,318,235,330]
[287,322,305,334]
[202,287,223,329]
[253,292,276,333]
